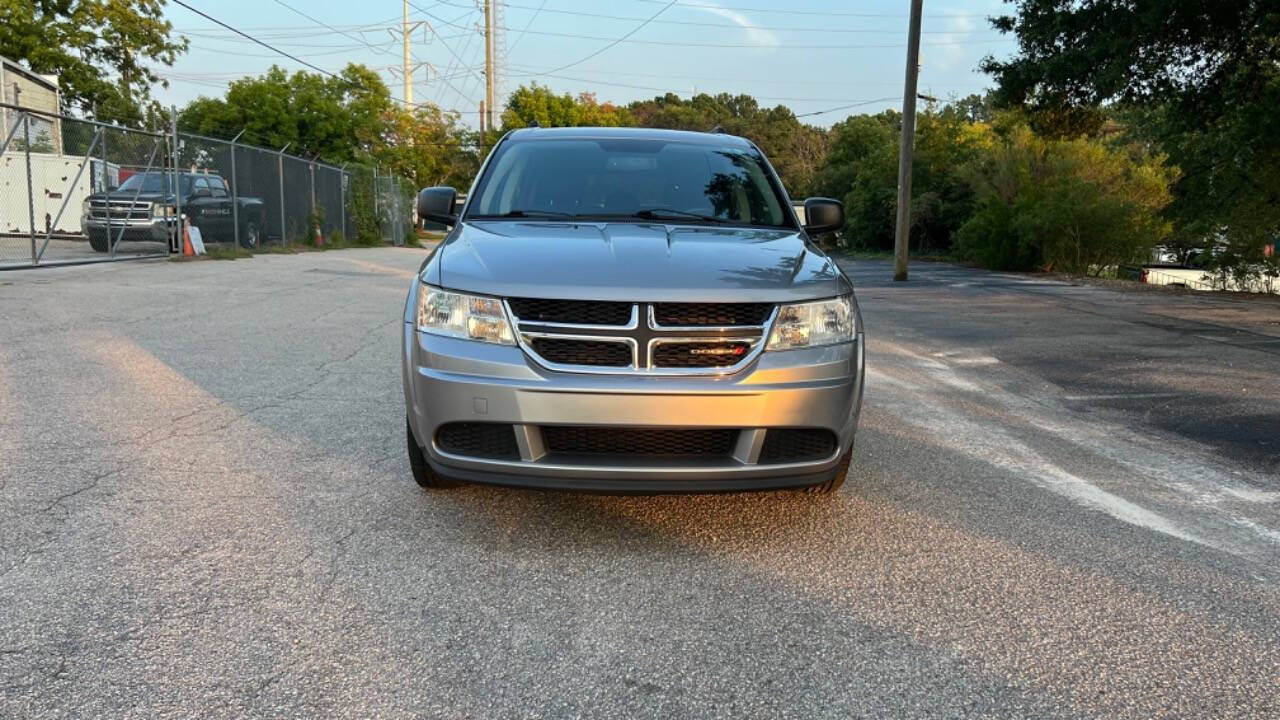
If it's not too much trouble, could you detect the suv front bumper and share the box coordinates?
[403,325,865,492]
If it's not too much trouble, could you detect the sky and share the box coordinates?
[157,0,1016,128]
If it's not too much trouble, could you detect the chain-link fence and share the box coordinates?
[1,102,416,269]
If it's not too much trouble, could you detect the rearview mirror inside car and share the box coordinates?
[418,187,458,227]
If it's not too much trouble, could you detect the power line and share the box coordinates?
[507,0,547,53]
[170,0,418,107]
[405,1,487,106]
[171,0,345,78]
[623,0,990,18]
[433,0,993,34]
[793,97,900,118]
[420,12,1009,50]
[526,0,678,78]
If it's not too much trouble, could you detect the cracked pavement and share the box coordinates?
[1,249,1278,718]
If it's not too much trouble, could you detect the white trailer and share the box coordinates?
[0,152,118,236]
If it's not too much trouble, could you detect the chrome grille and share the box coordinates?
[506,299,775,376]
[89,199,152,221]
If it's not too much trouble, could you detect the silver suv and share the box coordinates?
[402,127,864,493]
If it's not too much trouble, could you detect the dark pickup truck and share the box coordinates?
[81,171,266,251]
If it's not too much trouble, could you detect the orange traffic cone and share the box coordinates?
[314,223,324,246]
[182,217,195,256]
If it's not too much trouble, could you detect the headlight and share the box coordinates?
[160,206,177,218]
[81,200,91,216]
[765,296,855,351]
[416,284,515,345]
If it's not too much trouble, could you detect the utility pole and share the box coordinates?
[893,0,923,282]
[484,0,495,131]
[403,0,414,106]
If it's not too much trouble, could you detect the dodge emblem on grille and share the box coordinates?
[688,346,746,356]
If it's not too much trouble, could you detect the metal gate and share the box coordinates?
[1,104,174,267]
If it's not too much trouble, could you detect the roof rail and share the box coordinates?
[708,125,726,134]
[527,120,541,128]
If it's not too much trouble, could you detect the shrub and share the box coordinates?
[956,124,1177,274]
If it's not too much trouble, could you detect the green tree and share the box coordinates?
[957,122,1178,274]
[376,104,477,190]
[500,84,633,130]
[983,0,1280,263]
[178,65,393,161]
[816,103,991,252]
[0,0,187,125]
[626,92,829,196]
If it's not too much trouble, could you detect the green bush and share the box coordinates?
[956,124,1177,274]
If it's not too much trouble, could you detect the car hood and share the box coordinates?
[93,191,172,204]
[433,221,844,302]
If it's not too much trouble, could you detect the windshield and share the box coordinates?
[118,173,191,195]
[468,138,793,228]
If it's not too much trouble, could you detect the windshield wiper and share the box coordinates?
[471,209,577,219]
[631,208,728,224]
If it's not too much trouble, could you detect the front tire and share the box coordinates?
[407,417,457,489]
[804,445,852,495]
[88,232,108,252]
[239,219,260,249]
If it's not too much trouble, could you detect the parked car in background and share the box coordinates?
[82,171,265,251]
[403,126,864,494]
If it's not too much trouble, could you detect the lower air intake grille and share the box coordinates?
[652,302,773,326]
[530,338,632,367]
[542,426,737,457]
[436,422,520,460]
[758,429,837,464]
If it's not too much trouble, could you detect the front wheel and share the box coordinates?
[407,417,458,489]
[88,232,108,252]
[239,219,260,249]
[803,445,852,495]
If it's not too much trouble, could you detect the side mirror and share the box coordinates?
[418,186,458,226]
[802,197,844,236]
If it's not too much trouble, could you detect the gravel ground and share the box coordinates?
[1,249,1277,718]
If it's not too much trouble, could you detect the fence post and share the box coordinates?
[309,161,316,242]
[229,130,244,249]
[339,164,347,242]
[277,143,291,246]
[171,107,181,255]
[23,115,36,265]
[372,163,379,241]
[101,120,112,258]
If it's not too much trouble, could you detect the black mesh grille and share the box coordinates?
[652,341,752,368]
[508,298,632,325]
[652,302,773,326]
[542,426,737,457]
[436,423,520,460]
[758,429,838,464]
[531,338,632,367]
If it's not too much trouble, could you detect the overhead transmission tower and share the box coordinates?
[391,0,427,108]
[481,0,503,132]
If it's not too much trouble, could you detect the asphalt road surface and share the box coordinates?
[2,249,1278,718]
